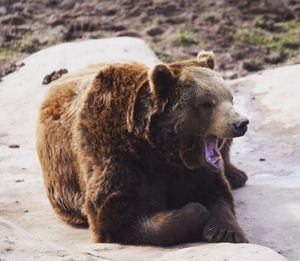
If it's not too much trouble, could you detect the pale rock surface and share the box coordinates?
[0,37,297,260]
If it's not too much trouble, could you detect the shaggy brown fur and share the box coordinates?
[36,51,249,245]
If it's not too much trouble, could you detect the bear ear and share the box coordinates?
[149,64,174,99]
[197,50,215,70]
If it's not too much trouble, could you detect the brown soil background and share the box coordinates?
[1,0,300,80]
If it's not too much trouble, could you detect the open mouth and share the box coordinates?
[204,135,222,169]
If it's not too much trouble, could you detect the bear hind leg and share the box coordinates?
[47,188,88,227]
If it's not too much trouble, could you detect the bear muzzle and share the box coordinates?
[232,117,249,137]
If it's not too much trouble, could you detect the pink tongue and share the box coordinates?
[204,136,218,156]
[204,136,221,168]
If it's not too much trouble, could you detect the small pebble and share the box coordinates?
[9,144,20,148]
[259,158,266,161]
[17,62,25,68]
[42,68,68,85]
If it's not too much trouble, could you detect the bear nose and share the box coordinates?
[233,118,249,136]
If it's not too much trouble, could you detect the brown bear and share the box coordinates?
[36,51,249,246]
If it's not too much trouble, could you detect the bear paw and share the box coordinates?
[203,222,248,243]
[225,165,248,189]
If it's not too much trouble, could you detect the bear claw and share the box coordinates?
[203,223,248,243]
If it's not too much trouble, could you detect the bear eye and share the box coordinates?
[202,101,214,108]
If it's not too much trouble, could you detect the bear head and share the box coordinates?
[142,51,249,172]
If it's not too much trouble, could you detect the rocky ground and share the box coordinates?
[1,37,296,261]
[1,0,300,80]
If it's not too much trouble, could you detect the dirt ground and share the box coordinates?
[1,0,300,80]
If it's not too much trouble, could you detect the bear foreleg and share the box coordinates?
[221,139,248,189]
[85,190,209,246]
